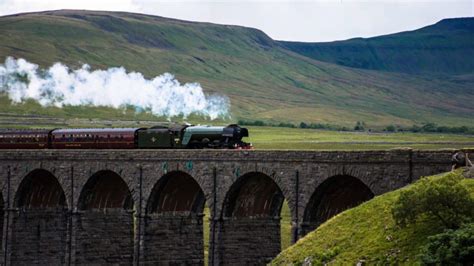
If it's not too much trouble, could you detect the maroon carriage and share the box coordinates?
[0,129,52,149]
[50,128,139,149]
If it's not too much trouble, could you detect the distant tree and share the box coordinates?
[299,122,308,129]
[354,121,365,131]
[410,124,421,133]
[385,125,396,132]
[392,172,474,229]
[420,223,474,265]
[275,122,293,128]
[458,126,469,134]
[422,122,438,132]
[437,126,449,133]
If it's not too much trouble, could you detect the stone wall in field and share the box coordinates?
[0,149,458,265]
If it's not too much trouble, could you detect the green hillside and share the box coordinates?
[272,170,474,265]
[0,10,473,127]
[280,18,474,75]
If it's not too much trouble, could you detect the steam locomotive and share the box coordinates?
[0,124,252,149]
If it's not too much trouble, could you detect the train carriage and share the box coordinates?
[0,129,52,149]
[51,128,139,149]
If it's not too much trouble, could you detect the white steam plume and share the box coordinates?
[0,57,230,120]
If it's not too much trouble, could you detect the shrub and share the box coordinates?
[392,172,474,229]
[277,122,295,128]
[421,122,438,132]
[419,223,474,265]
[299,122,308,129]
[237,120,267,126]
[354,121,366,131]
[385,125,396,132]
[410,124,421,133]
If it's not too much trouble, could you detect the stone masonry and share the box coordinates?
[0,149,465,265]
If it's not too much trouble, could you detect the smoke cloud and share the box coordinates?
[0,57,230,120]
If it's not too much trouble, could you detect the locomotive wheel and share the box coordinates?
[188,141,203,149]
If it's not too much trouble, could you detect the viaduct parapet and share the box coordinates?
[0,149,455,265]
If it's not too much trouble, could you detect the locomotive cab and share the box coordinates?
[137,124,187,148]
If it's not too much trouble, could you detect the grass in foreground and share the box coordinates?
[272,170,474,265]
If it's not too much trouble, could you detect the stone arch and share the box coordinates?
[223,172,284,218]
[219,172,285,265]
[147,171,205,214]
[15,169,66,209]
[302,175,374,235]
[78,170,133,210]
[143,171,206,264]
[11,169,68,264]
[75,170,134,264]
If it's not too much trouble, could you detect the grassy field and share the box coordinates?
[247,126,474,150]
[272,170,474,264]
[0,10,473,127]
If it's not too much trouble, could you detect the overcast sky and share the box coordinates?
[0,0,472,42]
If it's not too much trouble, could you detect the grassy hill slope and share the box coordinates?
[280,18,474,75]
[272,170,474,264]
[0,10,473,127]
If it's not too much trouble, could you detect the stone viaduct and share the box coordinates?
[0,149,457,265]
